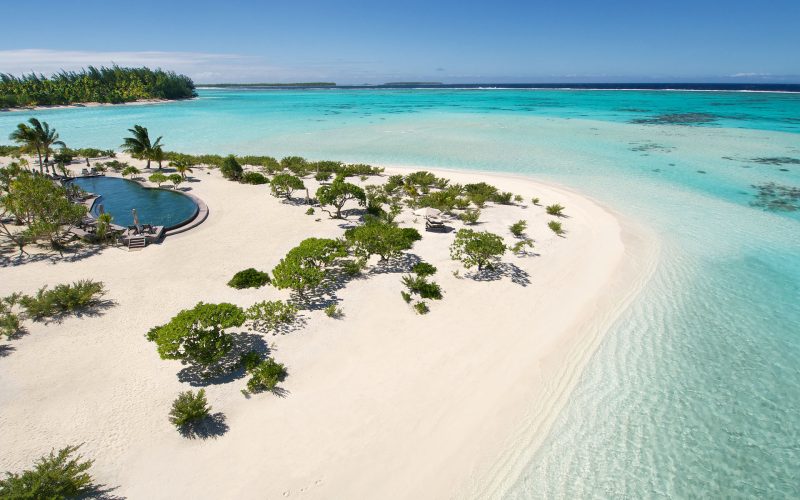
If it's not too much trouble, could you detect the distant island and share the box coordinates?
[383,82,444,85]
[197,82,337,88]
[0,66,196,109]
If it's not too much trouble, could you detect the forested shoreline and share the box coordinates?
[0,66,196,109]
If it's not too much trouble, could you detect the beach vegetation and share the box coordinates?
[146,302,245,369]
[344,220,421,261]
[20,280,106,320]
[0,444,96,499]
[270,173,305,198]
[148,172,168,187]
[492,191,514,205]
[168,173,183,189]
[324,304,343,318]
[531,197,540,205]
[450,229,506,271]
[305,207,314,215]
[514,194,524,204]
[170,160,193,179]
[548,220,565,236]
[245,358,288,394]
[239,350,261,371]
[8,118,66,172]
[401,274,443,300]
[281,156,310,176]
[404,171,440,193]
[509,219,527,237]
[271,238,347,296]
[121,165,140,179]
[245,300,298,334]
[413,301,429,315]
[227,268,271,289]
[315,171,332,182]
[401,290,412,303]
[121,125,163,169]
[316,175,366,218]
[94,213,115,244]
[412,261,437,277]
[169,389,212,429]
[220,155,243,181]
[546,204,565,217]
[241,171,268,185]
[458,209,481,225]
[511,238,535,255]
[0,294,23,338]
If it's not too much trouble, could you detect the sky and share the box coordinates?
[0,0,798,84]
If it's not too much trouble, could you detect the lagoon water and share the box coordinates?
[2,89,799,498]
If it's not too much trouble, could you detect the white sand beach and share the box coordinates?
[0,157,657,499]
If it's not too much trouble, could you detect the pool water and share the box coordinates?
[70,176,198,229]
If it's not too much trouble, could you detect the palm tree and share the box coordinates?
[170,160,193,180]
[121,125,163,169]
[9,118,66,174]
[152,146,165,170]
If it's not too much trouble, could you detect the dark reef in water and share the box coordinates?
[629,141,675,153]
[750,182,800,212]
[723,156,799,167]
[631,113,718,125]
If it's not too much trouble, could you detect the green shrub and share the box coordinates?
[509,219,527,237]
[401,275,443,300]
[413,302,429,315]
[401,291,412,303]
[531,197,540,205]
[459,209,481,225]
[450,229,507,271]
[514,194,524,204]
[315,171,333,182]
[454,197,470,210]
[20,280,106,320]
[270,173,306,198]
[220,155,243,181]
[148,172,168,186]
[0,294,23,338]
[548,220,565,236]
[245,300,298,334]
[169,389,211,429]
[305,207,315,215]
[0,444,95,499]
[342,258,366,276]
[239,350,261,372]
[227,268,270,289]
[168,173,183,188]
[241,171,268,185]
[245,358,288,393]
[546,204,565,217]
[412,262,437,277]
[492,191,514,204]
[324,304,343,318]
[511,238,535,254]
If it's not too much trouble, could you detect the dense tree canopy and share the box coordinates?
[0,65,196,109]
[344,220,421,261]
[450,229,507,271]
[316,175,366,218]
[271,238,347,296]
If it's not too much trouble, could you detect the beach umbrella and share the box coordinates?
[413,207,441,218]
[132,208,140,226]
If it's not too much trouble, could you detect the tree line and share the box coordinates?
[0,65,196,109]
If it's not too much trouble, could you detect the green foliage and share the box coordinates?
[245,300,298,334]
[316,175,366,218]
[305,207,314,215]
[121,165,140,178]
[148,172,168,186]
[546,204,565,217]
[121,125,163,169]
[281,156,309,176]
[239,350,261,372]
[169,389,211,428]
[384,174,405,194]
[344,220,421,261]
[20,280,106,320]
[94,213,115,244]
[168,173,183,188]
[220,155,243,181]
[412,262,437,277]
[514,194,524,204]
[0,294,23,338]
[404,171,441,193]
[0,444,95,499]
[548,220,565,236]
[1,171,86,247]
[401,275,443,300]
[459,209,481,225]
[511,238,535,255]
[531,197,540,205]
[492,191,514,204]
[464,182,498,201]
[146,302,245,368]
[8,118,66,169]
[509,219,528,237]
[0,65,195,108]
[324,304,343,318]
[227,268,270,289]
[241,171,268,185]
[418,186,464,213]
[401,290,412,303]
[341,258,367,276]
[101,160,129,172]
[450,229,507,271]
[245,358,288,393]
[315,171,332,182]
[270,173,305,198]
[271,238,347,296]
[413,301,430,315]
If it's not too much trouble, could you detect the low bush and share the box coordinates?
[0,445,96,499]
[20,280,106,320]
[548,220,565,236]
[241,171,268,185]
[412,262,437,277]
[245,358,288,393]
[401,290,412,303]
[227,268,271,289]
[509,219,527,237]
[245,300,298,334]
[531,197,540,205]
[511,238,535,255]
[239,350,261,372]
[514,194,524,204]
[220,155,243,181]
[492,191,514,205]
[148,172,168,186]
[169,389,212,429]
[401,275,443,300]
[305,207,315,215]
[459,209,481,225]
[324,304,343,318]
[413,301,430,315]
[546,204,565,217]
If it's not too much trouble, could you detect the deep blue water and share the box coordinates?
[69,177,197,229]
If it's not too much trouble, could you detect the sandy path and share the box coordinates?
[0,159,657,499]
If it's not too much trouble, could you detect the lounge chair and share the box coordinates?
[425,217,446,231]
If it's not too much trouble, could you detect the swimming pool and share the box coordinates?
[69,176,199,230]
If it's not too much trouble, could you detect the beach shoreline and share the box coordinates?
[0,97,193,113]
[0,156,658,498]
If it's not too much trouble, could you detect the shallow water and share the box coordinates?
[2,89,799,498]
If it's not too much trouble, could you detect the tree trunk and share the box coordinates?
[36,147,43,173]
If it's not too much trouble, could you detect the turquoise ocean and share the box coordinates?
[2,88,799,498]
